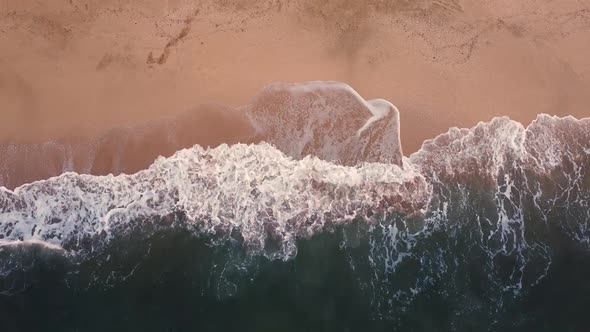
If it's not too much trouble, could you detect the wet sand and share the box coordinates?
[1,0,589,153]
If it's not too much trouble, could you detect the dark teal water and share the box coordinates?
[1,214,589,332]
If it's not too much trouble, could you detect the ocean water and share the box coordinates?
[0,82,589,331]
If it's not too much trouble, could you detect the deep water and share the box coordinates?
[1,216,590,332]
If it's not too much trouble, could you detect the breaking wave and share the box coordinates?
[0,82,589,331]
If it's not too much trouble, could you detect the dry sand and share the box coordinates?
[1,0,589,153]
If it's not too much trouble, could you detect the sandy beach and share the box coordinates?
[1,0,589,153]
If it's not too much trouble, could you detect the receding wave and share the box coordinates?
[0,82,589,331]
[0,81,402,190]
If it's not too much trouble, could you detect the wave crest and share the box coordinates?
[0,143,429,258]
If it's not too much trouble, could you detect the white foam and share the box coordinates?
[0,143,430,258]
[0,239,65,251]
[356,99,397,137]
[245,81,403,166]
[0,79,589,271]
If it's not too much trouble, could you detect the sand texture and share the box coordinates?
[1,0,589,153]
